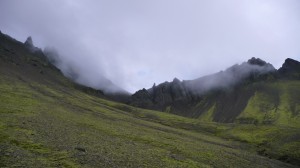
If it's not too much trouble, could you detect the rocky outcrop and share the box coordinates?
[24,36,45,56]
[130,88,153,108]
[24,36,34,48]
[278,58,300,78]
[248,57,268,66]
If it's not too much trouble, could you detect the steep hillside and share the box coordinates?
[0,31,300,167]
[130,58,300,126]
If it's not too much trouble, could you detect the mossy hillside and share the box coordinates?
[276,81,300,126]
[111,98,300,165]
[0,84,79,167]
[77,84,300,166]
[1,71,297,167]
[237,87,279,124]
[220,124,300,164]
[237,81,300,127]
[229,81,300,164]
[198,103,216,122]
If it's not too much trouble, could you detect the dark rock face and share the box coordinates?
[130,88,153,108]
[278,58,300,74]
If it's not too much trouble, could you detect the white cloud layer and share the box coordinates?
[0,0,299,92]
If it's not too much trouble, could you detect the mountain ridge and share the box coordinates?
[130,57,300,125]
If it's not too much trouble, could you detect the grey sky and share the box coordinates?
[0,0,299,93]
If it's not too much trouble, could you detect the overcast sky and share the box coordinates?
[0,0,300,93]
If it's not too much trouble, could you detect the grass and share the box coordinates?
[234,81,300,127]
[0,71,299,167]
[198,103,215,122]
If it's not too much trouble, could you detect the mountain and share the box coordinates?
[130,57,300,125]
[129,57,300,164]
[0,31,299,167]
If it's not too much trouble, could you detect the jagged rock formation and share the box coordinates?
[130,57,276,109]
[24,36,33,48]
[130,57,300,123]
[24,36,44,55]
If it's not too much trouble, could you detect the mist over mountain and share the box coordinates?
[22,37,127,94]
[1,0,300,92]
[130,57,300,124]
[182,57,275,95]
[1,0,300,166]
[132,57,276,102]
[44,48,127,94]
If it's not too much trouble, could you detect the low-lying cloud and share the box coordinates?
[43,47,125,94]
[184,58,275,95]
[0,0,299,93]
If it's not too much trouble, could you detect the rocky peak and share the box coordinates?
[172,77,181,84]
[279,58,300,74]
[24,36,34,48]
[247,57,267,66]
[24,36,44,55]
[132,88,150,97]
[282,58,300,68]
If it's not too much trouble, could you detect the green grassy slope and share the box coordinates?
[236,81,300,127]
[1,65,298,167]
[0,32,299,167]
[194,80,300,127]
